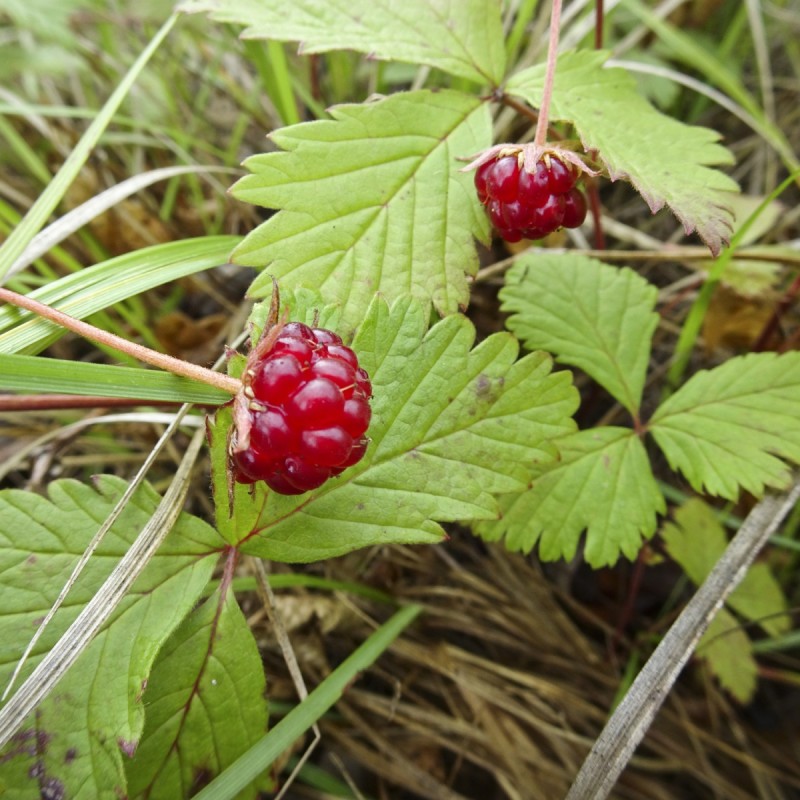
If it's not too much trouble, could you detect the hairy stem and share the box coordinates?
[534,0,563,148]
[0,287,241,396]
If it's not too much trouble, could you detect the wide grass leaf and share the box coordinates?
[506,50,738,255]
[0,476,222,799]
[500,253,658,416]
[212,295,578,562]
[181,0,506,85]
[126,585,268,799]
[476,427,665,566]
[0,353,231,405]
[650,352,800,499]
[0,236,240,355]
[230,90,491,334]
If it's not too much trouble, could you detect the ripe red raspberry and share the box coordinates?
[232,323,372,495]
[475,154,587,242]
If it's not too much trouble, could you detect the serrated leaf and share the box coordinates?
[506,50,739,255]
[0,353,232,405]
[230,90,491,333]
[476,427,665,566]
[126,585,268,799]
[697,609,757,703]
[0,476,222,799]
[650,352,800,499]
[500,253,658,415]
[215,295,578,563]
[181,0,506,85]
[662,499,789,639]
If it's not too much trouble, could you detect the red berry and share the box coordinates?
[474,151,585,242]
[231,323,373,494]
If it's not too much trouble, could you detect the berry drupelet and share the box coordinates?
[231,322,372,495]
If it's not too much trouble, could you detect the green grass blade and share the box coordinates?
[0,13,180,282]
[192,604,422,800]
[0,236,240,354]
[0,354,231,404]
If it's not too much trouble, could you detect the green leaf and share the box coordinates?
[126,583,269,799]
[215,295,578,563]
[697,609,757,703]
[506,50,739,255]
[650,352,800,499]
[181,0,506,85]
[500,253,658,416]
[192,604,421,800]
[0,476,222,799]
[476,427,665,566]
[0,236,240,355]
[0,353,232,405]
[230,90,491,334]
[662,499,789,639]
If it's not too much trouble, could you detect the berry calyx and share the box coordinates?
[231,322,372,494]
[468,145,594,244]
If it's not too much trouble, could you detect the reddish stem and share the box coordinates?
[594,0,605,49]
[586,176,606,250]
[534,0,563,149]
[753,271,800,352]
[0,288,241,396]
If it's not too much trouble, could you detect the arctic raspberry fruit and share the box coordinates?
[475,154,587,242]
[232,324,372,494]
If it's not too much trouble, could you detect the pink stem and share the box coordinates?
[534,0,563,149]
[0,287,241,396]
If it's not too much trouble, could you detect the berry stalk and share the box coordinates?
[0,287,241,396]
[534,0,563,149]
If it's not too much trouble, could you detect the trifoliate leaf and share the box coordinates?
[214,295,578,563]
[650,352,800,499]
[180,0,506,85]
[506,50,739,255]
[0,477,221,799]
[697,609,757,703]
[500,253,658,416]
[476,427,665,566]
[126,584,269,799]
[662,499,789,639]
[230,90,491,334]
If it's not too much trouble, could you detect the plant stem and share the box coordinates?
[0,288,241,396]
[534,0,563,148]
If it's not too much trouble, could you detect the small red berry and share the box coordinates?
[231,322,373,494]
[474,152,586,242]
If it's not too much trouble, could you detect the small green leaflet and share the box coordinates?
[650,352,800,499]
[126,585,269,799]
[500,253,658,416]
[230,90,491,334]
[0,476,222,799]
[213,295,578,563]
[697,610,757,703]
[506,50,739,255]
[661,499,788,701]
[476,427,665,567]
[181,0,506,85]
